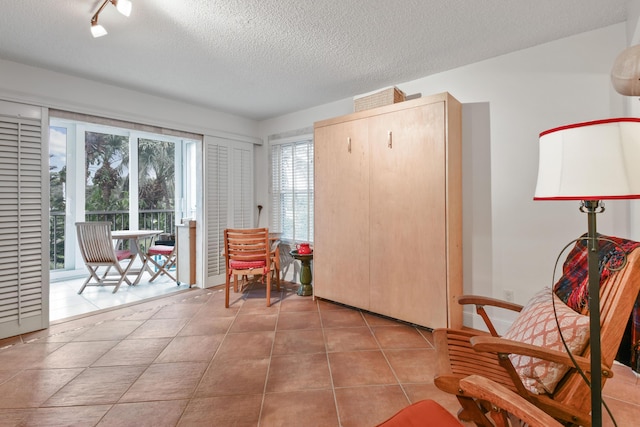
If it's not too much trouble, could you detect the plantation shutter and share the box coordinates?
[0,100,49,339]
[231,146,252,228]
[205,139,228,285]
[203,137,253,287]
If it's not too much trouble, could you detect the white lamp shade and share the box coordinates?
[534,118,640,200]
[115,0,132,17]
[91,23,108,38]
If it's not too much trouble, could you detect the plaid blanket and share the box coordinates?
[553,234,640,372]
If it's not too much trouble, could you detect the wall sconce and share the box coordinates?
[90,0,132,38]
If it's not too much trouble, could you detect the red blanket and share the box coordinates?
[553,234,640,372]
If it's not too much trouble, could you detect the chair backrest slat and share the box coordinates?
[76,222,118,264]
[225,228,270,264]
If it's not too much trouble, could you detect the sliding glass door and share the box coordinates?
[49,118,197,278]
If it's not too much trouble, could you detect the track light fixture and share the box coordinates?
[90,0,132,38]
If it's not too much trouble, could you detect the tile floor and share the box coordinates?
[1,280,639,426]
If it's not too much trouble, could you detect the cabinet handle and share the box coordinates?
[387,131,392,149]
[347,137,351,153]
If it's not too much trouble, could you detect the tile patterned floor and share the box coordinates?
[1,280,639,426]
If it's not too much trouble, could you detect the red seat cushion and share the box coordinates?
[376,400,461,427]
[148,245,174,256]
[115,249,132,261]
[230,260,266,269]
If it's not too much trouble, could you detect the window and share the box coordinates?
[270,136,314,243]
[85,130,130,216]
[49,126,67,270]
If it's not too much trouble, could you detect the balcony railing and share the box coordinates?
[49,210,176,270]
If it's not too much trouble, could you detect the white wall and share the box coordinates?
[259,23,630,331]
[0,58,261,143]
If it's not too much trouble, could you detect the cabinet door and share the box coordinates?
[368,102,448,327]
[314,119,370,309]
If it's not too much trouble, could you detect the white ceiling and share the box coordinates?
[0,0,629,120]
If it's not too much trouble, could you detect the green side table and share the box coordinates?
[290,249,313,296]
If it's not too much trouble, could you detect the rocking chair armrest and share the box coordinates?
[459,295,523,336]
[459,295,524,312]
[470,336,612,378]
[459,375,563,427]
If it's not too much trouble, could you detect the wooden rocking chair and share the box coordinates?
[377,375,562,427]
[434,245,640,427]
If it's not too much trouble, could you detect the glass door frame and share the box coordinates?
[49,118,196,281]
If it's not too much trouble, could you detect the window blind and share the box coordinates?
[270,138,314,243]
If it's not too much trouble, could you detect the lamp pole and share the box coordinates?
[583,199,602,427]
[535,118,640,427]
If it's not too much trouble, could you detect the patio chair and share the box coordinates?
[75,221,136,294]
[224,228,280,307]
[433,239,640,427]
[147,243,177,282]
[275,241,297,281]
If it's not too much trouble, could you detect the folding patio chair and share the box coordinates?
[75,221,136,293]
[146,243,177,282]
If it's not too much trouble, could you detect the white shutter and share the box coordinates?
[205,141,228,283]
[0,100,49,339]
[231,147,252,228]
[203,137,253,287]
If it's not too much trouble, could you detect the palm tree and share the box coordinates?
[85,132,129,210]
[138,138,175,210]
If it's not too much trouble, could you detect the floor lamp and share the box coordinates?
[534,117,640,427]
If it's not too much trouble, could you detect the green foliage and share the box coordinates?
[50,160,66,269]
[138,138,175,210]
[85,132,130,211]
[50,166,66,212]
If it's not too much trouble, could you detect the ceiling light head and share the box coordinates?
[111,0,132,17]
[91,17,108,38]
[89,0,131,38]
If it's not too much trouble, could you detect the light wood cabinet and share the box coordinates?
[313,92,462,329]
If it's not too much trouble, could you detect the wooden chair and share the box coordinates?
[458,375,562,427]
[270,237,281,284]
[224,228,280,307]
[377,375,561,427]
[75,222,136,294]
[433,246,640,427]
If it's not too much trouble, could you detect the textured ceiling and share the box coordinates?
[0,0,629,120]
